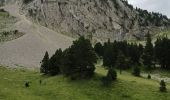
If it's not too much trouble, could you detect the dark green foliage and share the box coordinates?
[121,0,170,26]
[132,66,140,77]
[25,82,30,88]
[23,0,33,4]
[102,68,117,86]
[94,42,104,57]
[103,40,117,68]
[48,49,62,75]
[142,33,154,70]
[61,36,97,79]
[107,68,117,81]
[128,43,143,65]
[39,80,42,85]
[160,80,167,92]
[121,0,133,10]
[0,8,6,12]
[147,74,151,79]
[155,37,170,69]
[136,8,170,26]
[60,48,73,76]
[102,40,143,69]
[40,37,97,79]
[116,51,127,74]
[40,51,49,74]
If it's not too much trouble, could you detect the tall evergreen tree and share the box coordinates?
[61,37,97,79]
[155,37,170,69]
[40,51,49,74]
[48,49,63,75]
[160,80,167,92]
[103,40,117,68]
[116,51,127,74]
[142,33,154,70]
[94,42,104,57]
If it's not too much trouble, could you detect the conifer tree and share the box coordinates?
[142,33,154,70]
[132,66,140,77]
[155,37,170,69]
[160,80,167,92]
[61,36,97,79]
[40,51,49,74]
[116,51,126,74]
[48,49,62,75]
[103,40,117,68]
[94,42,104,57]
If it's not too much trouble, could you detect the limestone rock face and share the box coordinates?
[11,0,170,42]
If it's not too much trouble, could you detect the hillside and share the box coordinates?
[20,0,170,42]
[0,0,170,67]
[0,4,73,68]
[0,66,170,100]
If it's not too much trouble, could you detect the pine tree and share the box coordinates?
[103,40,117,68]
[160,80,167,92]
[94,42,104,57]
[132,66,140,77]
[155,37,170,69]
[142,33,154,70]
[61,36,97,79]
[116,51,126,74]
[147,74,151,79]
[40,51,49,74]
[107,68,117,81]
[102,68,117,86]
[48,49,62,75]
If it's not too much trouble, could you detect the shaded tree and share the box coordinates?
[155,37,170,69]
[132,66,140,77]
[94,42,104,57]
[142,33,154,70]
[116,51,127,74]
[61,37,97,79]
[48,49,63,75]
[40,51,49,74]
[103,40,117,68]
[160,80,167,92]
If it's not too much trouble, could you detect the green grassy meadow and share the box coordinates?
[0,66,170,100]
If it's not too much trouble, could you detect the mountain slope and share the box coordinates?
[21,0,170,42]
[0,4,73,68]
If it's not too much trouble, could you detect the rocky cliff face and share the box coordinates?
[16,0,170,42]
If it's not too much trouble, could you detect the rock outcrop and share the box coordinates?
[8,0,170,42]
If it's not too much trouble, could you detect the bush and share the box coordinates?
[102,68,117,86]
[107,68,117,81]
[160,80,167,92]
[147,74,151,79]
[25,82,30,88]
[132,66,140,76]
[0,9,6,12]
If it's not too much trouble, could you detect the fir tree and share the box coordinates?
[103,40,117,68]
[116,51,126,74]
[142,33,154,70]
[155,37,170,69]
[61,36,97,79]
[132,66,140,77]
[40,51,49,74]
[160,80,167,92]
[94,42,104,57]
[48,49,62,75]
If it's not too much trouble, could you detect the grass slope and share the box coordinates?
[0,66,170,100]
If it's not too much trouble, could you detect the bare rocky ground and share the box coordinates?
[0,4,73,68]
